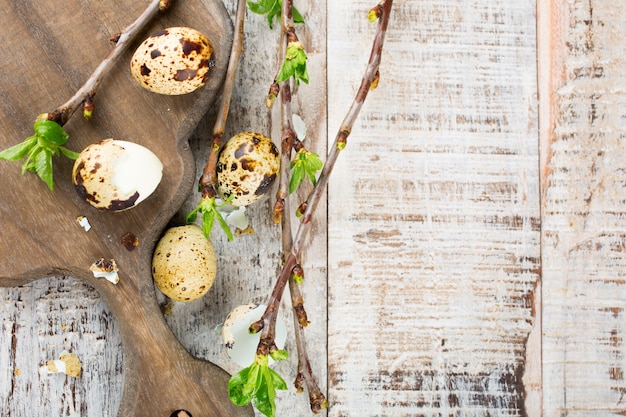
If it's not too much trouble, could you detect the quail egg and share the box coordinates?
[130,26,215,95]
[217,132,280,206]
[152,225,217,302]
[72,139,163,211]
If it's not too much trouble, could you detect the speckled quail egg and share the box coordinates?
[152,225,217,302]
[217,132,280,206]
[72,139,163,211]
[130,27,214,95]
[221,304,287,367]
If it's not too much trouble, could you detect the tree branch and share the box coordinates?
[198,0,247,199]
[253,0,394,413]
[47,0,171,125]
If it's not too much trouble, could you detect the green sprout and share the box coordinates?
[0,115,79,190]
[289,148,323,194]
[228,352,289,417]
[247,0,304,29]
[186,195,235,241]
[277,41,309,85]
[248,0,309,85]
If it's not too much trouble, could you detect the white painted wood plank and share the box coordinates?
[0,277,124,417]
[327,1,540,415]
[541,1,626,416]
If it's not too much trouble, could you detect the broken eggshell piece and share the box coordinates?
[72,139,163,211]
[41,351,82,378]
[130,26,214,95]
[221,304,287,367]
[90,258,119,284]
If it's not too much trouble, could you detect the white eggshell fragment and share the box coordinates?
[89,258,119,284]
[130,27,214,95]
[72,139,163,211]
[222,304,287,367]
[152,225,217,302]
[217,132,280,207]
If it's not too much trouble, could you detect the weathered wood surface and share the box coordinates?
[3,0,624,416]
[327,1,540,415]
[540,0,626,416]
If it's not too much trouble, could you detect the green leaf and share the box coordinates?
[248,0,305,29]
[276,42,309,84]
[185,206,199,223]
[229,366,254,406]
[269,348,289,362]
[22,146,42,174]
[292,6,304,23]
[289,148,323,193]
[58,146,79,160]
[289,164,306,194]
[228,355,288,417]
[201,209,216,240]
[186,197,234,241]
[33,119,69,146]
[0,136,37,161]
[1,117,74,189]
[214,206,234,241]
[35,148,54,190]
[267,366,288,390]
[247,0,277,15]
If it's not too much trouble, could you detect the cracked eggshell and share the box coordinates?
[152,225,217,302]
[217,132,280,207]
[72,139,163,211]
[130,27,214,95]
[222,304,287,367]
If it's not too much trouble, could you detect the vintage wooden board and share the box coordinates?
[540,0,626,415]
[0,0,254,416]
[327,1,541,415]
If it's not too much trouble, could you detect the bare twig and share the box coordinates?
[47,0,171,125]
[198,0,247,199]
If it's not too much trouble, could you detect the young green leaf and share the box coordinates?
[289,148,323,193]
[186,196,234,241]
[33,119,69,146]
[58,146,80,160]
[276,41,309,85]
[0,136,37,161]
[247,0,304,29]
[228,354,288,417]
[0,118,76,190]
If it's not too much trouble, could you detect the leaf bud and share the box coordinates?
[248,319,264,334]
[292,264,304,284]
[159,0,171,11]
[368,5,383,22]
[295,202,307,218]
[370,70,381,91]
[83,97,94,120]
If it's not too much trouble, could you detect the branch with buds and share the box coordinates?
[0,0,170,189]
[227,1,394,416]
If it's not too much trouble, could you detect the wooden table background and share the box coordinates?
[1,0,625,416]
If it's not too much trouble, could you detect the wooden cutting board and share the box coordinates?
[0,0,252,416]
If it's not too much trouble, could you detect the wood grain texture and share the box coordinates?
[541,0,626,416]
[327,1,540,415]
